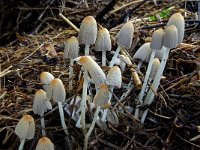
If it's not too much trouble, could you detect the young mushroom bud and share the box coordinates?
[109,22,134,67]
[35,137,54,150]
[78,16,97,55]
[95,26,111,66]
[40,72,54,92]
[15,115,35,150]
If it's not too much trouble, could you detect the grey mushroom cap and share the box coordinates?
[167,13,185,44]
[163,25,178,49]
[106,66,122,88]
[35,137,55,150]
[78,16,97,45]
[33,89,52,116]
[95,27,111,51]
[116,22,134,49]
[15,115,35,140]
[47,78,66,102]
[64,36,79,59]
[149,58,160,80]
[40,72,55,91]
[150,28,164,50]
[133,42,152,62]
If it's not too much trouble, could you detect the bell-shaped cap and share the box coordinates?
[47,78,66,102]
[93,84,110,109]
[35,137,54,150]
[150,28,164,50]
[15,115,35,140]
[78,16,97,45]
[149,58,160,80]
[133,43,152,62]
[33,89,52,116]
[116,22,134,49]
[64,36,79,59]
[40,72,54,91]
[95,27,111,51]
[106,66,122,88]
[163,25,178,49]
[77,56,106,88]
[167,13,185,44]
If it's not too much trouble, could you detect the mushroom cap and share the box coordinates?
[64,36,79,59]
[78,16,97,45]
[116,22,134,49]
[35,137,54,150]
[167,13,185,44]
[163,25,178,49]
[150,28,164,50]
[15,115,35,140]
[149,58,160,80]
[95,27,111,51]
[78,56,106,88]
[93,84,111,109]
[40,72,55,91]
[106,66,122,88]
[133,42,152,62]
[33,89,52,116]
[47,78,66,102]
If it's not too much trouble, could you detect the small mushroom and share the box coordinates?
[35,137,54,150]
[33,89,52,136]
[95,26,111,66]
[15,115,35,150]
[40,72,54,92]
[84,84,110,150]
[109,22,134,67]
[78,16,97,55]
[64,36,79,91]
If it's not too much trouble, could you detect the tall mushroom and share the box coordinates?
[78,16,97,55]
[135,29,164,118]
[84,84,110,150]
[64,36,79,91]
[33,89,52,136]
[95,26,111,66]
[109,22,134,67]
[40,72,54,92]
[15,115,35,150]
[75,56,106,131]
[141,25,179,123]
[35,137,54,150]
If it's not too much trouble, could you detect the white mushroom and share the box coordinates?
[35,137,54,150]
[40,72,54,92]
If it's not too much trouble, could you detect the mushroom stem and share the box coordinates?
[141,48,169,123]
[40,116,46,136]
[137,60,143,70]
[81,68,89,131]
[84,106,101,150]
[102,50,106,66]
[57,102,69,135]
[134,50,156,118]
[84,44,90,56]
[109,46,121,67]
[69,58,74,91]
[18,139,25,150]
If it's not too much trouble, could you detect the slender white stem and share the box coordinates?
[81,68,88,131]
[18,139,25,150]
[76,115,81,128]
[141,47,170,123]
[135,50,156,119]
[58,102,69,135]
[137,60,143,70]
[69,59,74,91]
[84,106,101,150]
[102,50,106,66]
[40,116,46,136]
[140,108,149,124]
[84,44,90,56]
[109,46,121,67]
